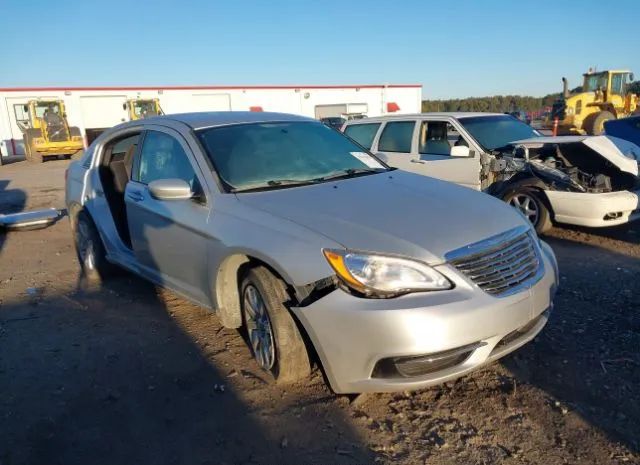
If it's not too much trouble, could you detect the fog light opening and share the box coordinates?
[603,212,623,221]
[372,341,486,379]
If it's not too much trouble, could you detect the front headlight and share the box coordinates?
[323,249,452,297]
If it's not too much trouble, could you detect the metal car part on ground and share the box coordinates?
[0,208,62,230]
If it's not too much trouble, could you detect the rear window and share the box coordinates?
[343,123,381,150]
[378,121,415,153]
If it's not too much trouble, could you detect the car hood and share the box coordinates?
[511,135,640,177]
[235,171,526,264]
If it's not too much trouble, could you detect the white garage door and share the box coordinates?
[80,95,128,129]
[189,94,232,112]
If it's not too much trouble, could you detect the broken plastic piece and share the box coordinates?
[0,208,61,231]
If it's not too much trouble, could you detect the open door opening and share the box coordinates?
[97,133,141,248]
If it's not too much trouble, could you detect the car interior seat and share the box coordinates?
[421,122,451,155]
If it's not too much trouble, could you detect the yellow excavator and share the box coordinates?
[20,100,84,163]
[547,69,638,135]
[123,98,163,120]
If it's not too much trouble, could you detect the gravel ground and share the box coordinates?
[1,159,638,465]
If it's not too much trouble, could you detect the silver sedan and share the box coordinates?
[65,112,558,393]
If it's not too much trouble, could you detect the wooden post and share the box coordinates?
[552,117,559,136]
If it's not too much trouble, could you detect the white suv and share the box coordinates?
[343,113,640,233]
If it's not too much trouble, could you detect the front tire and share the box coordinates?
[503,187,552,234]
[583,111,615,135]
[74,211,114,282]
[241,266,311,383]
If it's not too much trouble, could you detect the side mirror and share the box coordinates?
[148,179,193,201]
[23,104,28,112]
[450,145,470,157]
[630,73,635,82]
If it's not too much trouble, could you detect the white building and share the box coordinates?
[0,84,422,158]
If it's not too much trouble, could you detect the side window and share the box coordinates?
[135,131,196,188]
[343,123,381,150]
[419,121,468,155]
[610,74,624,95]
[378,121,415,153]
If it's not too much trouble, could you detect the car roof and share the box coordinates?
[344,112,506,124]
[139,111,315,130]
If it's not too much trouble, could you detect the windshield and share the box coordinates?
[583,73,608,92]
[459,115,541,151]
[197,121,388,192]
[133,100,159,117]
[35,102,62,119]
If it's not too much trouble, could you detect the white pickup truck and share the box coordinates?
[343,112,640,233]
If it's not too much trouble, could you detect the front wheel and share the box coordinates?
[583,111,615,135]
[504,188,552,234]
[241,266,311,384]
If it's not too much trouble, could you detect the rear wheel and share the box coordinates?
[503,187,552,234]
[29,148,44,163]
[240,266,311,383]
[74,211,114,283]
[583,111,615,135]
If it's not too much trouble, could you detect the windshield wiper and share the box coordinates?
[230,168,389,193]
[313,167,387,182]
[230,178,322,193]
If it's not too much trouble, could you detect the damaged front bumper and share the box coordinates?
[291,242,558,394]
[545,188,640,227]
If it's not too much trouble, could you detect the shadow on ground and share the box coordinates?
[504,235,640,452]
[0,179,27,254]
[0,273,372,465]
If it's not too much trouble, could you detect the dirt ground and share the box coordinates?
[1,158,639,465]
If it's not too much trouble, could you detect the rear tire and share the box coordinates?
[74,211,114,283]
[240,266,311,384]
[29,149,44,163]
[24,129,45,163]
[503,187,552,234]
[583,111,615,135]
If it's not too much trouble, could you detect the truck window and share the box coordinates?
[343,123,381,150]
[378,121,414,153]
[610,74,625,95]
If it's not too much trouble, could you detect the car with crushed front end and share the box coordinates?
[65,112,558,393]
[343,113,640,234]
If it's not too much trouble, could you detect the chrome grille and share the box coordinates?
[445,226,542,297]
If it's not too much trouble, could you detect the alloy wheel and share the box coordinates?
[509,193,539,226]
[77,221,96,271]
[243,284,276,370]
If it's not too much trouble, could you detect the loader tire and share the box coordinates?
[583,111,615,135]
[23,134,31,161]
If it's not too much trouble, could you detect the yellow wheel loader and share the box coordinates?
[547,69,638,135]
[20,100,84,163]
[123,98,163,121]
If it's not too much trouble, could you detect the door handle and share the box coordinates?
[410,159,427,164]
[127,191,144,202]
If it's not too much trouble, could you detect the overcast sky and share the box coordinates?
[1,0,638,99]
